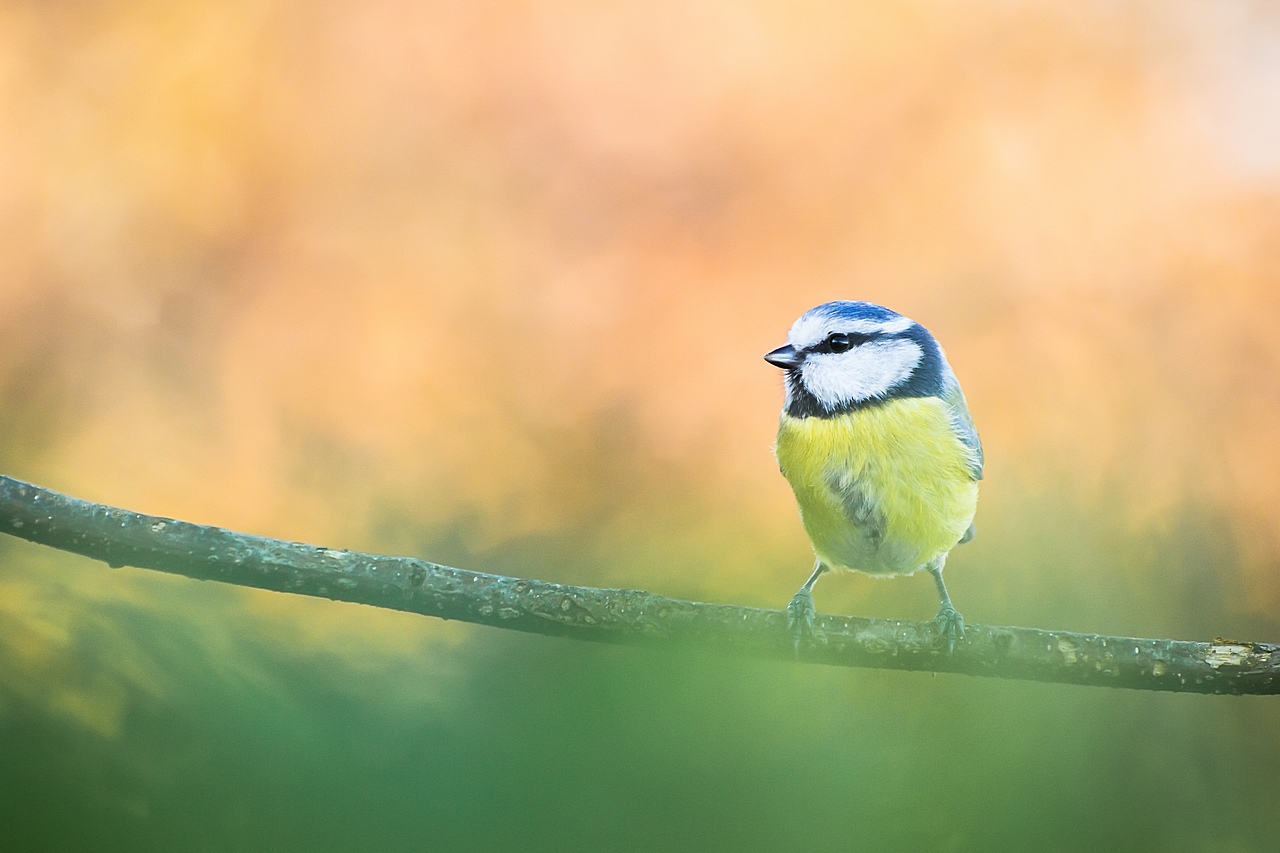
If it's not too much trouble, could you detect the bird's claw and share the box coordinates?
[787,589,817,654]
[934,605,965,653]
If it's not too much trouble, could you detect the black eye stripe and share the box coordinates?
[814,331,875,354]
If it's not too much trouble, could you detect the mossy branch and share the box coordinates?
[1,474,1276,695]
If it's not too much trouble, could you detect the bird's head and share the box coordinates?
[765,300,944,417]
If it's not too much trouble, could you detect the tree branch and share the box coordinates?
[1,474,1276,695]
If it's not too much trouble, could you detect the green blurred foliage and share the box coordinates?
[4,531,1280,853]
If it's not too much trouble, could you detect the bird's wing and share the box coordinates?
[941,376,984,481]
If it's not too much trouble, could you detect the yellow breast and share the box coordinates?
[775,397,979,575]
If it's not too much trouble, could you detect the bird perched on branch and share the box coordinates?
[765,300,982,651]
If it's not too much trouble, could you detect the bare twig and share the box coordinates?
[1,475,1276,694]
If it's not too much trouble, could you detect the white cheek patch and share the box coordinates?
[800,339,923,408]
[787,313,916,350]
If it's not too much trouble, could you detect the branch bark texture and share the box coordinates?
[1,475,1276,695]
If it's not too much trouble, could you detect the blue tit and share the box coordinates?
[764,300,983,651]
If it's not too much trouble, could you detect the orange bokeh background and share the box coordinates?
[2,0,1279,735]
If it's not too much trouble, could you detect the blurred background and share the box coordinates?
[2,0,1279,850]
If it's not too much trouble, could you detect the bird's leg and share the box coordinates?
[787,560,826,653]
[927,555,964,653]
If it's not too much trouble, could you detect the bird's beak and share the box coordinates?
[764,344,802,370]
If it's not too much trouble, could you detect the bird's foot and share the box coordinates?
[786,589,817,654]
[933,605,965,654]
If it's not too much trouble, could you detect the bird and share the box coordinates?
[764,300,982,652]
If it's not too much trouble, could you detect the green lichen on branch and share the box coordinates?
[1,475,1277,695]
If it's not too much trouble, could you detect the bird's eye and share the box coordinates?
[827,333,854,353]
